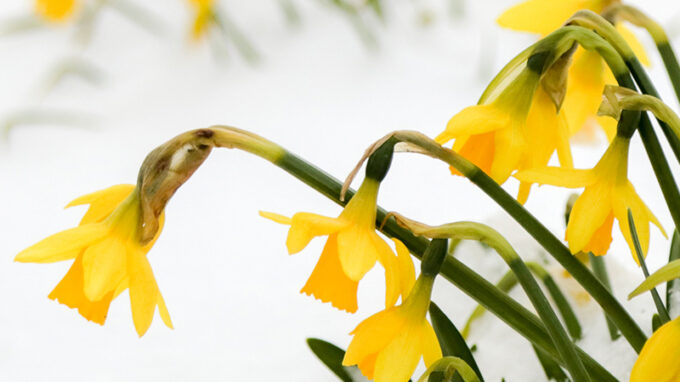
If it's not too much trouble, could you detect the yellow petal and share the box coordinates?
[15,224,108,263]
[565,183,613,254]
[287,212,348,254]
[258,211,292,225]
[373,322,424,382]
[343,308,404,366]
[157,292,173,330]
[81,237,128,301]
[514,167,595,188]
[612,182,663,263]
[497,0,588,36]
[436,104,509,145]
[336,226,380,281]
[392,238,416,298]
[48,255,115,325]
[300,236,359,313]
[421,320,443,366]
[489,121,525,183]
[128,249,161,337]
[517,181,531,205]
[617,23,650,67]
[631,317,680,382]
[375,236,401,308]
[35,0,77,22]
[67,184,135,225]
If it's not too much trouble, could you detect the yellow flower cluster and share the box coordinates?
[262,176,443,381]
[437,0,664,262]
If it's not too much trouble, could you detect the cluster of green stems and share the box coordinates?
[203,7,680,382]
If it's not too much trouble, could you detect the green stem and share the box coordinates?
[589,254,621,340]
[275,152,616,380]
[636,113,680,234]
[407,222,591,381]
[526,262,582,340]
[628,209,671,324]
[626,58,680,165]
[658,42,680,104]
[667,230,680,311]
[204,126,617,380]
[391,131,647,353]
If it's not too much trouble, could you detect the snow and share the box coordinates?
[0,0,677,381]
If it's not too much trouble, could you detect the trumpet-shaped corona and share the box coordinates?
[437,70,572,203]
[16,185,172,337]
[630,316,680,382]
[342,246,442,382]
[515,136,665,260]
[497,0,650,140]
[260,178,401,313]
[35,0,78,21]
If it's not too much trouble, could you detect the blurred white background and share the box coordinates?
[0,0,678,381]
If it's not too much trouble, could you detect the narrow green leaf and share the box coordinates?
[666,230,680,310]
[627,209,671,323]
[652,314,663,332]
[630,259,680,298]
[306,338,353,382]
[589,254,621,340]
[532,344,570,382]
[430,302,484,382]
[462,270,518,338]
[526,262,582,340]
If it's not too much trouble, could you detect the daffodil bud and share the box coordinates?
[137,129,216,243]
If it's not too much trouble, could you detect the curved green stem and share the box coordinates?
[389,130,647,353]
[394,220,591,381]
[199,126,617,380]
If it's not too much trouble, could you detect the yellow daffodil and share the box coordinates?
[342,243,442,382]
[630,316,680,382]
[497,0,650,140]
[35,0,78,22]
[436,70,572,203]
[16,184,172,337]
[515,136,664,259]
[260,178,401,313]
[188,0,215,39]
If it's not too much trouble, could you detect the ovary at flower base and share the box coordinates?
[515,136,665,261]
[260,178,403,314]
[35,0,78,22]
[630,316,680,382]
[15,184,172,337]
[497,0,650,141]
[342,241,442,382]
[436,70,573,204]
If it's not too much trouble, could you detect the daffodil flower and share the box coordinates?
[261,178,402,313]
[35,0,78,22]
[515,136,665,259]
[16,185,172,337]
[630,316,680,382]
[188,0,215,39]
[342,241,442,382]
[497,0,650,140]
[436,70,573,203]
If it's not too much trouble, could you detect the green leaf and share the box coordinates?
[306,338,353,382]
[667,230,680,310]
[532,344,570,382]
[652,314,663,332]
[630,259,680,298]
[627,209,670,323]
[430,302,484,382]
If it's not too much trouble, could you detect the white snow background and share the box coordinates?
[0,0,678,381]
